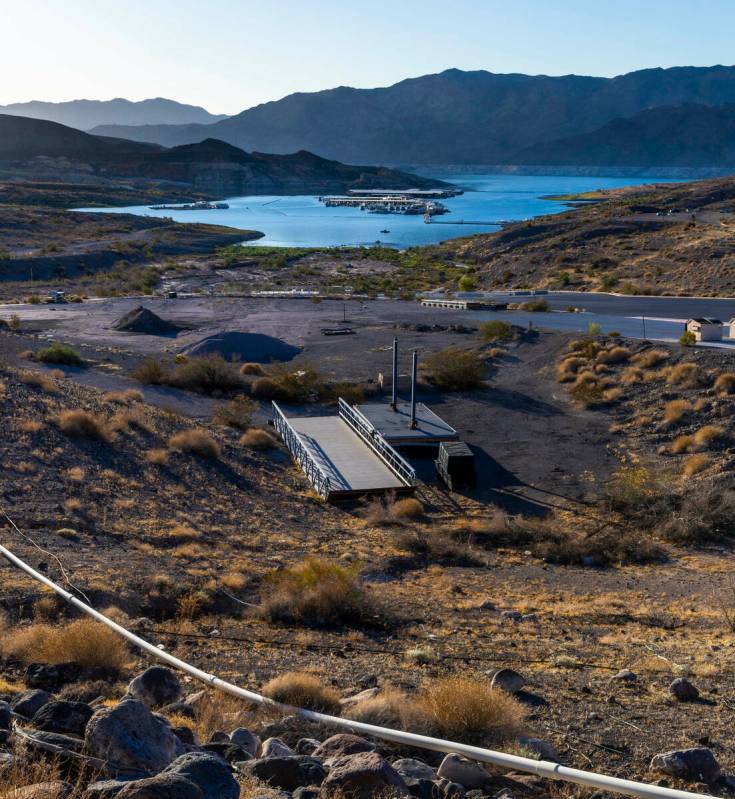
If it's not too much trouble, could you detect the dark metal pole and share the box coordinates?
[409,350,418,429]
[391,337,398,411]
[642,314,647,340]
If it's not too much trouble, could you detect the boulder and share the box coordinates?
[611,669,638,683]
[321,752,409,799]
[201,741,251,764]
[160,702,196,721]
[162,752,239,799]
[5,783,72,799]
[669,678,699,702]
[25,663,82,691]
[230,727,260,756]
[238,755,327,791]
[340,688,380,707]
[260,736,295,758]
[500,610,522,623]
[517,736,560,762]
[489,668,526,694]
[11,689,52,719]
[293,788,321,799]
[116,775,204,799]
[172,725,198,746]
[0,699,11,729]
[208,730,230,743]
[32,700,94,737]
[437,755,491,789]
[26,729,86,752]
[83,780,139,799]
[0,751,15,772]
[128,667,182,709]
[435,779,465,799]
[312,733,375,765]
[651,748,721,784]
[295,737,321,756]
[392,759,437,781]
[403,777,435,799]
[85,697,183,773]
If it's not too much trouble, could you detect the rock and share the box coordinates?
[162,752,240,799]
[404,777,435,799]
[261,736,295,757]
[669,678,699,702]
[238,755,327,791]
[230,727,260,756]
[160,702,196,720]
[356,673,378,689]
[312,733,375,765]
[651,748,721,784]
[25,663,82,691]
[611,669,638,683]
[26,729,86,752]
[85,697,183,773]
[340,688,380,707]
[32,700,94,736]
[517,736,560,762]
[435,778,466,799]
[208,730,230,743]
[0,751,15,772]
[83,780,140,799]
[201,741,250,764]
[172,725,197,746]
[295,737,322,755]
[115,775,204,799]
[293,788,321,799]
[320,751,409,799]
[490,668,526,694]
[478,600,496,610]
[392,759,437,781]
[500,610,522,623]
[0,699,11,729]
[11,689,52,719]
[128,667,182,709]
[5,783,72,799]
[437,755,491,789]
[521,613,539,623]
[182,690,210,716]
[112,307,181,335]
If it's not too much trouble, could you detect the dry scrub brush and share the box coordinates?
[424,347,486,391]
[259,558,372,627]
[2,618,128,672]
[53,409,111,441]
[240,428,276,449]
[633,349,669,369]
[213,394,257,430]
[168,428,221,459]
[262,672,340,714]
[714,372,735,395]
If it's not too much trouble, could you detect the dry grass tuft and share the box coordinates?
[633,349,669,368]
[169,428,220,459]
[19,418,43,433]
[693,424,726,449]
[665,362,702,387]
[102,389,144,404]
[262,671,340,713]
[145,447,169,465]
[259,558,371,627]
[240,428,276,449]
[345,686,429,731]
[663,399,693,424]
[418,674,525,743]
[620,367,643,384]
[2,618,128,671]
[240,362,265,376]
[682,454,710,478]
[392,497,424,519]
[213,394,257,430]
[20,370,58,393]
[714,372,735,395]
[556,356,586,383]
[53,409,110,440]
[596,345,631,364]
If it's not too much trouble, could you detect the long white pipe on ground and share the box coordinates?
[0,538,716,799]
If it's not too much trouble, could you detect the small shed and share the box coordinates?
[685,318,723,342]
[728,318,735,339]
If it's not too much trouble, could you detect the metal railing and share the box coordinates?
[272,402,332,499]
[338,398,416,487]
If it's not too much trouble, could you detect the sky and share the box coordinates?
[2,0,734,115]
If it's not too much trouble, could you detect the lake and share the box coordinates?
[81,172,686,248]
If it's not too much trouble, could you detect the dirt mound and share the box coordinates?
[112,306,180,335]
[181,331,300,363]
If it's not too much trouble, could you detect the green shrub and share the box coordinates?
[213,394,257,430]
[519,298,549,312]
[132,358,169,385]
[169,355,244,394]
[680,330,697,347]
[479,320,512,342]
[36,342,84,366]
[425,347,485,390]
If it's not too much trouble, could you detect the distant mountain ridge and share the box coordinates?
[0,114,446,195]
[0,98,227,131]
[88,65,735,165]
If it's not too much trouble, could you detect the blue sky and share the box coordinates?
[3,0,734,114]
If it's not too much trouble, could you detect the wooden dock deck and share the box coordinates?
[355,401,458,446]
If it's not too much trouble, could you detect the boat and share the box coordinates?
[380,229,390,234]
[148,201,229,211]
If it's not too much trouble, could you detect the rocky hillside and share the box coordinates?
[90,65,735,164]
[438,176,735,295]
[0,116,447,195]
[515,103,735,167]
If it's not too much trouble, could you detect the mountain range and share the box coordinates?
[0,114,445,195]
[0,98,227,131]
[85,66,735,166]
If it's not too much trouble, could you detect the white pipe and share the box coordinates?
[0,539,715,799]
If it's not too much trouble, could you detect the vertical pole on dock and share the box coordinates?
[391,337,398,411]
[409,350,418,430]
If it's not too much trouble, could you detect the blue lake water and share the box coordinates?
[81,173,687,248]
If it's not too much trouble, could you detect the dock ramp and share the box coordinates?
[272,400,416,501]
